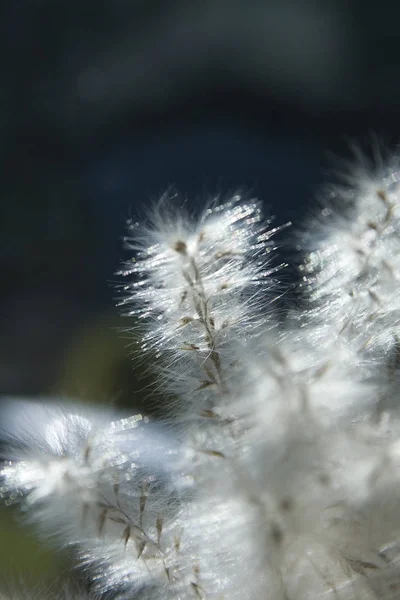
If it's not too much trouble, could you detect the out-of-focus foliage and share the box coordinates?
[0,508,62,585]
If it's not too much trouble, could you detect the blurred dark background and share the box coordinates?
[1,0,400,405]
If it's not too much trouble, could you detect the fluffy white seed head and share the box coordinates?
[119,194,287,420]
[5,166,400,600]
[298,154,400,357]
[0,399,189,598]
[224,334,400,599]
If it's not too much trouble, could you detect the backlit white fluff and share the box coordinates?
[0,399,190,598]
[3,159,400,599]
[299,156,400,357]
[119,194,285,416]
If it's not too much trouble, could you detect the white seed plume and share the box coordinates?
[298,155,400,357]
[0,399,191,597]
[119,194,286,419]
[3,162,400,600]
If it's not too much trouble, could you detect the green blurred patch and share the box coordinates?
[0,507,62,585]
[56,313,159,414]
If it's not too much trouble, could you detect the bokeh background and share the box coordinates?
[1,0,400,586]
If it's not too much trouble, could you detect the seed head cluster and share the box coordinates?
[2,162,400,599]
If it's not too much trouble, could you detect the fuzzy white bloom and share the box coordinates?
[231,352,400,599]
[119,194,286,420]
[298,155,400,357]
[120,194,282,349]
[0,399,268,599]
[0,399,193,597]
[3,161,400,600]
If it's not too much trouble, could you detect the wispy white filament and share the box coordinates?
[2,166,400,600]
[0,399,193,597]
[119,194,286,420]
[298,155,400,357]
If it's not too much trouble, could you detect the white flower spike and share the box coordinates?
[2,161,400,600]
[119,193,286,419]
